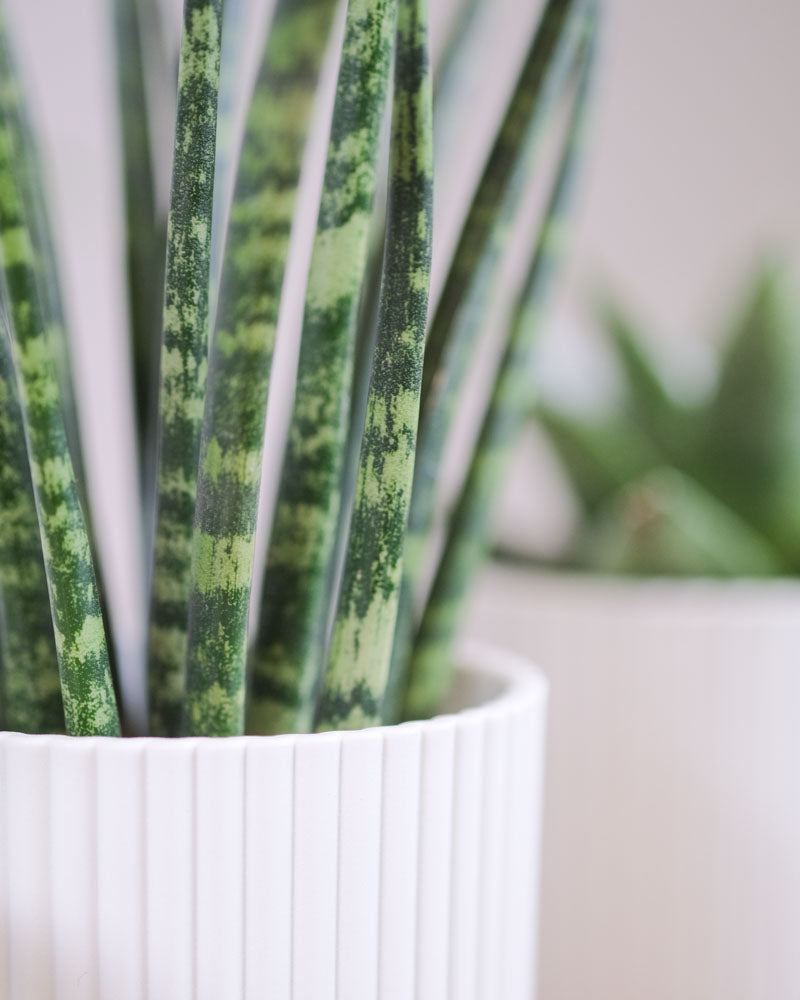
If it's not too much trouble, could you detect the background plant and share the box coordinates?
[530,263,800,577]
[0,0,599,736]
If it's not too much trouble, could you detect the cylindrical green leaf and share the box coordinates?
[209,0,249,310]
[384,0,589,719]
[0,98,119,737]
[246,0,400,737]
[333,0,487,638]
[184,0,338,737]
[114,0,166,488]
[0,13,86,509]
[404,23,596,719]
[315,0,434,732]
[147,0,224,736]
[0,318,63,733]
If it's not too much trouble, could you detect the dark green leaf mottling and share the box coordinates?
[405,20,597,719]
[185,0,338,737]
[385,0,589,719]
[148,0,224,736]
[0,14,86,507]
[0,69,119,736]
[0,319,63,733]
[316,0,434,732]
[247,0,399,736]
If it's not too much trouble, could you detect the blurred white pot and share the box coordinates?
[469,564,800,1000]
[0,643,547,1000]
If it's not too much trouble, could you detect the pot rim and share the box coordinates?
[0,640,546,747]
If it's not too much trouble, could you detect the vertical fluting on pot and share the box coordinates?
[470,569,800,1000]
[0,651,547,1000]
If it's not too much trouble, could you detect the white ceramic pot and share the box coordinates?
[469,565,800,1000]
[0,643,547,1000]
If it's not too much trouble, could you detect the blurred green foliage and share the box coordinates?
[537,264,800,576]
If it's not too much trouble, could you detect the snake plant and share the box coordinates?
[0,0,599,737]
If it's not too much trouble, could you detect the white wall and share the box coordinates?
[544,0,800,404]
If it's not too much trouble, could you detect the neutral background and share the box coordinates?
[3,0,799,995]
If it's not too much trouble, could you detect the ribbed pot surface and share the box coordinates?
[0,644,547,1000]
